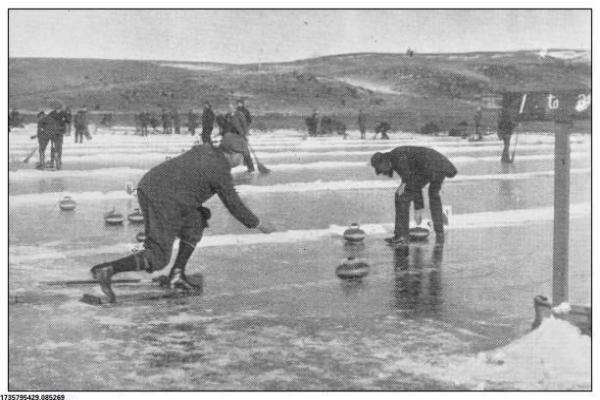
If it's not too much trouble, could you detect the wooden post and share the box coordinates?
[552,120,571,305]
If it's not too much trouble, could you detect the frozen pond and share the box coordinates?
[8,126,591,390]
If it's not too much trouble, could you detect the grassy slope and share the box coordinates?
[8,50,590,131]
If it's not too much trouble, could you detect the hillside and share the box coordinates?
[8,50,590,131]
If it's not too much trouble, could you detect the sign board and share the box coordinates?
[502,91,591,122]
[481,94,503,110]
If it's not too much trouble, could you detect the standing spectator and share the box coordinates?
[226,102,254,172]
[65,107,72,136]
[35,111,48,169]
[237,99,252,127]
[9,108,22,129]
[187,109,199,135]
[201,102,216,144]
[140,111,149,136]
[358,109,367,139]
[228,102,249,139]
[497,109,515,163]
[73,107,89,144]
[149,112,159,133]
[172,109,181,134]
[161,108,172,134]
[40,100,69,170]
[474,106,483,141]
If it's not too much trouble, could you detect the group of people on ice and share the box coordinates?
[305,108,392,140]
[33,101,91,170]
[133,99,252,144]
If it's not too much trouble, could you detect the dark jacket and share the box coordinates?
[202,108,215,129]
[229,110,249,137]
[474,109,482,124]
[387,146,457,184]
[74,111,88,129]
[40,110,69,137]
[238,106,252,125]
[138,144,259,229]
[358,112,367,128]
[497,112,514,136]
[375,121,391,134]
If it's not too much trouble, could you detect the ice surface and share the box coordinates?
[8,126,591,390]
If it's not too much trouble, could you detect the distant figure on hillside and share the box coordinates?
[474,106,483,141]
[73,106,90,144]
[497,109,515,163]
[161,109,172,134]
[187,109,199,135]
[374,121,391,140]
[201,102,215,144]
[358,109,367,139]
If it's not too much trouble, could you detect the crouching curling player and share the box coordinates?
[371,146,457,246]
[90,133,275,302]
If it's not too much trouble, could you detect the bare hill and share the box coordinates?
[9,50,590,130]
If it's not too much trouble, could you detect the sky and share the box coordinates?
[9,9,591,63]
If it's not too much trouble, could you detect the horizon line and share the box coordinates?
[8,47,591,66]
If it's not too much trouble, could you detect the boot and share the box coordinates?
[385,236,409,247]
[91,254,141,303]
[167,242,202,292]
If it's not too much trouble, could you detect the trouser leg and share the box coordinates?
[50,140,55,165]
[428,180,444,235]
[501,135,511,162]
[166,206,208,290]
[136,189,178,272]
[394,190,414,238]
[54,134,63,169]
[38,136,49,167]
[201,128,212,144]
[243,150,255,172]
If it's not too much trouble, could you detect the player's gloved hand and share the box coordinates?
[414,208,424,225]
[257,220,276,234]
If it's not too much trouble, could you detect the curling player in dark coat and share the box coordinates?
[371,146,457,246]
[90,133,275,302]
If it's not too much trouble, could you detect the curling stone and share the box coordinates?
[335,257,370,280]
[104,208,124,225]
[409,220,432,241]
[135,231,146,242]
[58,196,76,211]
[128,208,144,224]
[343,223,366,243]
